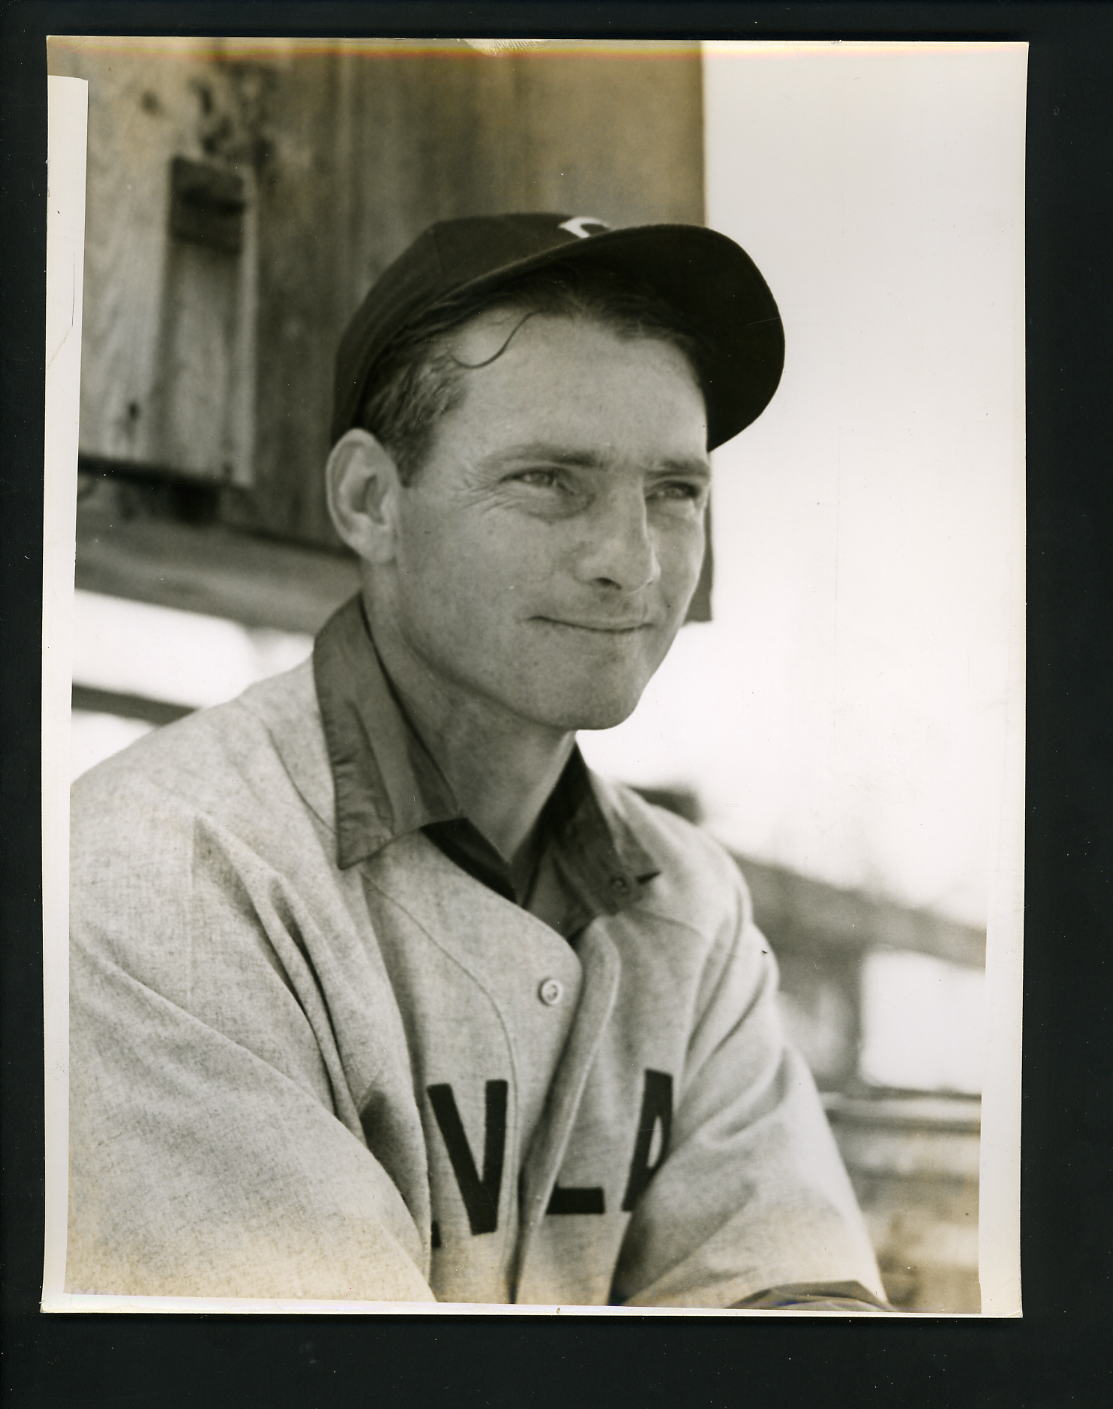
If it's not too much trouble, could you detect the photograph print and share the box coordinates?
[42,36,1026,1314]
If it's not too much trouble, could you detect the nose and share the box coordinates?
[572,487,661,593]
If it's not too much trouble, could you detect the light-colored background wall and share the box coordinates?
[585,42,1026,935]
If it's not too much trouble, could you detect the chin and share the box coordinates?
[538,682,647,733]
[573,701,641,732]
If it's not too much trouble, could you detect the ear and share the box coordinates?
[326,429,403,565]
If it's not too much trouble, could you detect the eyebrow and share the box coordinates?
[490,443,712,479]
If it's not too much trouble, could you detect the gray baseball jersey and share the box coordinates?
[67,618,881,1307]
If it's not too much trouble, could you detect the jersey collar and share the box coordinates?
[312,596,660,913]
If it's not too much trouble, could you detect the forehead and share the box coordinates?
[439,309,708,455]
[448,301,699,378]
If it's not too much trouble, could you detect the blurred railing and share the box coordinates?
[826,1092,980,1312]
[637,785,984,1313]
[756,859,983,1312]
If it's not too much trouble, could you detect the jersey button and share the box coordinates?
[538,977,564,1006]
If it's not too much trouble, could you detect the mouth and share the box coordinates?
[535,617,652,635]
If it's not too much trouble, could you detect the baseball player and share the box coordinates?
[68,214,886,1310]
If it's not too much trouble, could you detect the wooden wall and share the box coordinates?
[49,38,707,625]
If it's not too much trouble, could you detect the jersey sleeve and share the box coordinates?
[66,772,435,1304]
[610,851,885,1309]
[733,1281,890,1311]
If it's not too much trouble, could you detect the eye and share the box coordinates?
[648,480,708,508]
[512,468,564,489]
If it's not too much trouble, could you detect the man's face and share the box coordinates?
[378,310,710,737]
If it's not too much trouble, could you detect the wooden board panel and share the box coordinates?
[236,41,706,546]
[48,37,259,484]
[512,44,705,224]
[224,49,339,538]
[75,498,359,634]
[236,44,534,544]
[58,39,711,609]
[742,852,987,968]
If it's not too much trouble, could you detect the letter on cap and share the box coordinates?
[558,216,610,239]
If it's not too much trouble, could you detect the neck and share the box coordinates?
[367,604,575,862]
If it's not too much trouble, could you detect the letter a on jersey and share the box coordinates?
[622,1070,673,1211]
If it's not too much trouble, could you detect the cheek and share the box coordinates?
[656,522,707,605]
[395,513,538,629]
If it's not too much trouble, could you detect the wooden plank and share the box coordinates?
[72,684,192,727]
[75,501,359,635]
[232,49,355,543]
[825,1092,982,1134]
[740,853,987,969]
[155,235,243,480]
[512,43,705,225]
[49,40,174,468]
[48,37,263,485]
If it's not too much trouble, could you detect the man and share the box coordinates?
[68,214,885,1309]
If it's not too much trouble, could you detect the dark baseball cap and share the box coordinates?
[332,212,784,451]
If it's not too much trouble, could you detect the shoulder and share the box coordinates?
[592,775,753,932]
[71,659,331,871]
[590,778,771,1021]
[69,660,342,990]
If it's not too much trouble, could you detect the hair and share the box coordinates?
[356,265,704,483]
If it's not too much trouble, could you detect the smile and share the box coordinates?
[536,617,651,634]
